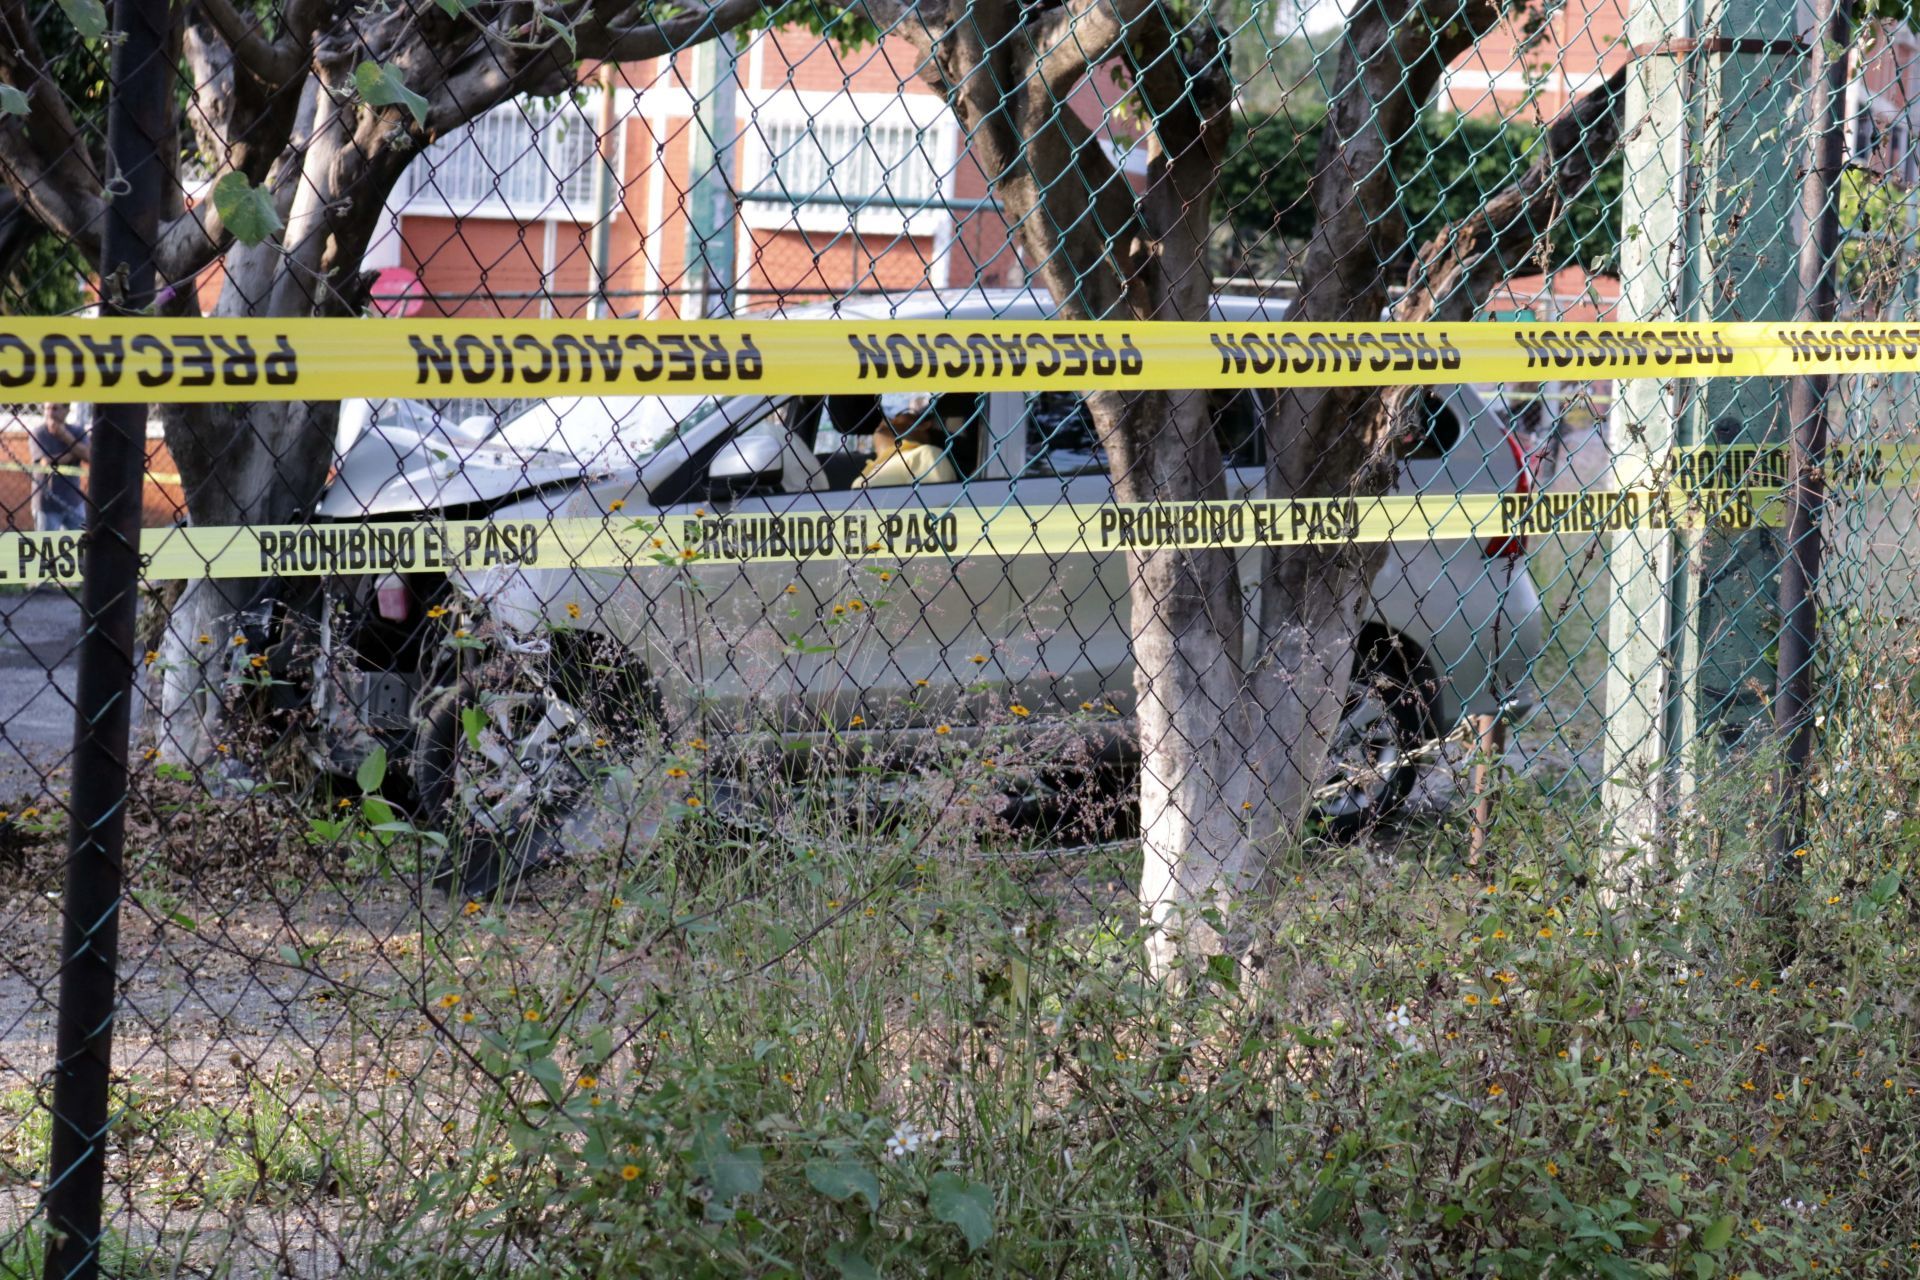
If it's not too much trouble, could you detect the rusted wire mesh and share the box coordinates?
[3,0,1919,1274]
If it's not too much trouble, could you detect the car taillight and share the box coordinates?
[375,573,410,622]
[1484,426,1533,560]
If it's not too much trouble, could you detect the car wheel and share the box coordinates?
[412,631,656,897]
[1317,641,1434,840]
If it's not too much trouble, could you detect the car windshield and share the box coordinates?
[487,395,716,469]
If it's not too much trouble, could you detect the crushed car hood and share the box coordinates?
[317,395,688,518]
[317,426,611,517]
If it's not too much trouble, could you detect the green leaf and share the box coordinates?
[1700,1214,1735,1252]
[1869,869,1902,905]
[0,84,28,117]
[524,1055,564,1096]
[806,1157,881,1212]
[461,706,487,752]
[824,1243,878,1280]
[211,171,282,246]
[430,0,472,13]
[927,1172,993,1251]
[1205,952,1240,991]
[357,745,388,794]
[354,61,429,127]
[361,795,396,829]
[538,11,577,54]
[1301,1181,1352,1230]
[691,1117,763,1214]
[53,0,107,39]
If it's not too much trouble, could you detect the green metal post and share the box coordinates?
[1603,0,1811,861]
[684,33,740,319]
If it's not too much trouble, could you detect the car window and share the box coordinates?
[1022,389,1266,477]
[799,391,986,490]
[1021,391,1105,477]
[1213,388,1266,468]
[1398,394,1463,461]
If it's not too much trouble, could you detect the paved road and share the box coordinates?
[0,588,84,798]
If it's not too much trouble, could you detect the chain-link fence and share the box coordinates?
[4,0,1920,1274]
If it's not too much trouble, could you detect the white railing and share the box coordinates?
[749,117,941,206]
[405,99,601,218]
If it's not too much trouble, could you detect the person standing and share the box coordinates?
[29,401,89,531]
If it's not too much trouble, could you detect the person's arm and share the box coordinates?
[901,443,960,484]
[37,416,87,463]
[859,451,921,489]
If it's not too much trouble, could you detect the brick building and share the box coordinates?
[369,9,1656,325]
[366,31,1024,323]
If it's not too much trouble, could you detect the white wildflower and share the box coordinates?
[884,1121,942,1160]
[1383,1003,1418,1050]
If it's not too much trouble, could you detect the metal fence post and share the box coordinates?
[40,0,169,1270]
[685,31,740,319]
[1775,0,1851,874]
[1599,0,1693,860]
[1603,0,1811,863]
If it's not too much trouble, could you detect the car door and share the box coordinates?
[639,389,1013,742]
[777,389,1016,737]
[1368,387,1532,723]
[514,395,806,736]
[1000,389,1267,724]
[996,390,1133,723]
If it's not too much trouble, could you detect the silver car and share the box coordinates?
[316,290,1542,850]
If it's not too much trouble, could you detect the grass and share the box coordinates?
[169,1079,361,1205]
[0,1088,49,1185]
[0,1224,162,1280]
[4,624,1918,1277]
[255,714,1920,1276]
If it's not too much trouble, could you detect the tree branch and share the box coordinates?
[0,0,105,259]
[1030,0,1150,104]
[1394,65,1628,323]
[0,120,104,260]
[599,0,768,62]
[194,0,304,87]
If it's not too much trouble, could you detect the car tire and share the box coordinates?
[1317,638,1435,840]
[411,632,658,898]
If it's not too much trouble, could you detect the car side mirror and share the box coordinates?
[706,433,784,500]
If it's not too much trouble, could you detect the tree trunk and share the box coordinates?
[1115,388,1260,973]
[922,2,1258,976]
[1241,0,1500,857]
[156,84,408,764]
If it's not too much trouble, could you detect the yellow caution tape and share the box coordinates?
[3,319,1920,403]
[0,485,1816,586]
[1649,442,1920,490]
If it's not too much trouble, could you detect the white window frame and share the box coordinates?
[402,93,608,221]
[735,90,959,237]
